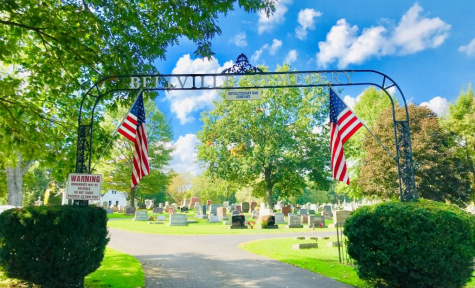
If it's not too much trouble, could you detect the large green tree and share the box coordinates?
[358,104,471,205]
[0,0,276,205]
[189,172,238,204]
[96,98,173,206]
[197,65,331,209]
[441,85,475,201]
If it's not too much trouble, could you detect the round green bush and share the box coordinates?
[344,200,475,288]
[0,205,109,287]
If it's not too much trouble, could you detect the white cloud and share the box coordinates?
[343,95,358,109]
[317,4,450,68]
[420,96,449,116]
[229,32,247,47]
[251,39,282,62]
[251,44,268,63]
[269,39,283,55]
[284,50,298,64]
[295,8,322,40]
[258,0,292,34]
[458,38,475,57]
[168,134,201,176]
[166,55,233,124]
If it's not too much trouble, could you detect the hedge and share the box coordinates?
[0,205,109,287]
[344,200,475,288]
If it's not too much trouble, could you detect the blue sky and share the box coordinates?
[151,0,475,175]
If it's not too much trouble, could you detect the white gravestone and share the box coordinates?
[274,212,286,224]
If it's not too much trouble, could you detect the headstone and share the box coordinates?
[309,210,315,215]
[281,206,291,216]
[102,201,108,208]
[231,210,241,216]
[125,206,136,215]
[157,215,166,221]
[293,243,318,249]
[299,209,307,215]
[230,204,237,212]
[138,203,146,209]
[223,201,229,208]
[159,203,163,208]
[209,204,221,215]
[260,215,278,229]
[195,203,207,219]
[165,201,169,206]
[208,214,220,223]
[274,212,286,224]
[250,201,257,211]
[189,197,200,209]
[217,207,228,221]
[180,207,189,213]
[182,198,188,207]
[229,215,247,229]
[153,207,161,214]
[333,210,352,225]
[168,207,175,214]
[286,214,303,228]
[251,210,259,219]
[313,215,326,227]
[241,202,250,213]
[111,205,119,213]
[206,200,212,206]
[323,205,333,219]
[105,208,113,214]
[145,199,154,209]
[134,210,149,221]
[168,214,188,226]
[310,204,318,211]
[235,205,242,212]
[300,214,308,224]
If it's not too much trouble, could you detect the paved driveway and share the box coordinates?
[108,228,352,288]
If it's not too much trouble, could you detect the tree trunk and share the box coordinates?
[130,186,136,207]
[6,154,33,206]
[264,167,274,209]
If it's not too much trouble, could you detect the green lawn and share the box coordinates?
[85,247,144,288]
[0,247,144,288]
[239,237,475,288]
[107,213,334,235]
[107,213,135,219]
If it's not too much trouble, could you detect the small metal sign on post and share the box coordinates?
[67,173,102,201]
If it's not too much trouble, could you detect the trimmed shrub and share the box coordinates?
[0,205,109,287]
[344,200,475,288]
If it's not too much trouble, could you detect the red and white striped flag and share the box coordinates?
[329,88,363,185]
[118,92,150,188]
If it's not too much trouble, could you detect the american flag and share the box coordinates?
[329,88,363,185]
[118,92,150,188]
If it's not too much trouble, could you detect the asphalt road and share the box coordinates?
[108,228,352,288]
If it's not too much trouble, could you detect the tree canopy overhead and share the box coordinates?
[1,0,276,205]
[197,65,331,209]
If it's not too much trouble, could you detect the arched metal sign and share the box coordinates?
[76,54,416,204]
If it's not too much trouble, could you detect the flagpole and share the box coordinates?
[91,89,144,171]
[329,87,397,162]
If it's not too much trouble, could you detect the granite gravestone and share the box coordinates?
[208,214,220,223]
[274,212,286,224]
[195,203,208,219]
[134,211,149,221]
[250,201,257,211]
[168,214,188,226]
[286,214,303,228]
[241,202,250,213]
[217,207,228,221]
[230,215,247,229]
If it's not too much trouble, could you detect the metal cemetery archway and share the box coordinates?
[75,54,416,204]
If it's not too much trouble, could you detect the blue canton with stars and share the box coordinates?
[329,88,348,123]
[130,93,146,127]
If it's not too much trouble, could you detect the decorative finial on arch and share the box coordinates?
[221,53,263,74]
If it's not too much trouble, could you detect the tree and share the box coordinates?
[189,172,238,204]
[167,172,193,204]
[441,85,475,201]
[1,0,276,205]
[96,98,173,206]
[334,87,395,199]
[358,104,471,205]
[197,65,331,209]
